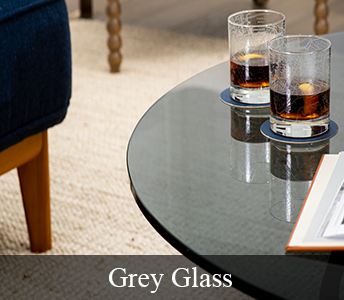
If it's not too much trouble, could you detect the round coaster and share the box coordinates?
[260,120,339,144]
[220,88,270,108]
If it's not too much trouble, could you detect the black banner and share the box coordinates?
[1,254,344,300]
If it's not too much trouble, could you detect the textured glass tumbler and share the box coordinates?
[230,107,270,183]
[269,140,329,222]
[228,10,285,104]
[269,35,331,137]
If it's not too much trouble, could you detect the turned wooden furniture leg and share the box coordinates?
[80,0,92,18]
[106,0,122,73]
[314,0,329,35]
[17,131,51,253]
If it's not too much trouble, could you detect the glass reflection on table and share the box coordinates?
[230,106,270,184]
[269,139,330,223]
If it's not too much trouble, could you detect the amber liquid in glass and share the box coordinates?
[270,79,330,120]
[230,51,269,89]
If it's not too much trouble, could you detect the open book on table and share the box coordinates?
[286,152,344,252]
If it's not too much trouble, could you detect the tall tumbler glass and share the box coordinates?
[269,35,331,138]
[228,10,285,104]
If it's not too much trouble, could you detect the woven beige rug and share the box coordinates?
[0,19,230,255]
[0,19,254,299]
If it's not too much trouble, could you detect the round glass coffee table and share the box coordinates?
[127,32,344,299]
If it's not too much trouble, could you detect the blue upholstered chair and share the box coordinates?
[0,0,72,252]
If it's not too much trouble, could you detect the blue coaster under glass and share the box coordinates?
[260,120,339,144]
[220,88,270,108]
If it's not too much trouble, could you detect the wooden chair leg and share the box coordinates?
[17,131,51,253]
[314,0,329,35]
[107,0,122,73]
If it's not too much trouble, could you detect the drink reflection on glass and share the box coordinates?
[269,35,331,138]
[228,10,285,104]
[230,106,270,183]
[269,140,329,223]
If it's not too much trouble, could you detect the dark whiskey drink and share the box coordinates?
[270,79,330,120]
[230,51,269,89]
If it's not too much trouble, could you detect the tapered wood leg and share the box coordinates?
[17,131,51,253]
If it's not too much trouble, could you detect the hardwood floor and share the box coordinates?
[66,0,344,38]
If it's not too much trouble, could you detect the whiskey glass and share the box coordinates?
[228,10,285,104]
[269,35,331,138]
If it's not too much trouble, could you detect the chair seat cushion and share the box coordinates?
[0,0,71,152]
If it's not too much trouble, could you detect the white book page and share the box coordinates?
[321,181,344,237]
[335,223,344,236]
[287,154,339,247]
[287,153,344,248]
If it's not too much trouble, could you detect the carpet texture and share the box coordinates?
[0,19,254,299]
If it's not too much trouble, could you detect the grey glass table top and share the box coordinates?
[127,32,344,299]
